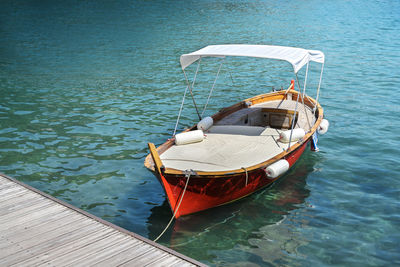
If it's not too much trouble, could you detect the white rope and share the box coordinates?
[153,171,191,242]
[202,58,225,116]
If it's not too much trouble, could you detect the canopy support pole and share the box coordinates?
[314,63,324,116]
[288,72,301,150]
[202,58,225,116]
[300,63,312,129]
[173,84,189,136]
[173,59,202,136]
[185,58,203,121]
[184,70,202,121]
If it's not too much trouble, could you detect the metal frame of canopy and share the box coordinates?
[173,44,325,149]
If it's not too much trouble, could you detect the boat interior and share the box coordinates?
[159,97,316,172]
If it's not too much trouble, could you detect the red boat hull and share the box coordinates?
[157,139,310,218]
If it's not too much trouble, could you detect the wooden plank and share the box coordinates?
[7,226,114,266]
[145,254,188,267]
[0,183,13,191]
[0,191,30,205]
[48,234,134,266]
[0,182,18,192]
[0,187,27,201]
[66,236,140,267]
[0,174,205,267]
[0,215,91,255]
[1,187,40,201]
[0,220,103,266]
[173,262,198,267]
[45,233,128,266]
[143,253,171,266]
[0,211,82,242]
[0,204,69,231]
[0,201,60,225]
[1,209,73,234]
[0,176,21,187]
[119,247,167,267]
[0,194,49,215]
[0,186,38,200]
[0,191,51,215]
[79,239,150,267]
[108,240,160,266]
[16,227,117,266]
[126,243,161,260]
[0,177,16,188]
[0,196,45,214]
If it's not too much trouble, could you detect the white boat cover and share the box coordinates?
[180,44,325,73]
[160,128,288,172]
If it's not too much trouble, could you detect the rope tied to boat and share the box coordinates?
[153,170,192,242]
[241,167,248,187]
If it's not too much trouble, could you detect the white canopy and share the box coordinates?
[180,44,325,73]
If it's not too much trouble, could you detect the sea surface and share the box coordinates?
[1,0,399,266]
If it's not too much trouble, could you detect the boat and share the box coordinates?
[144,44,329,219]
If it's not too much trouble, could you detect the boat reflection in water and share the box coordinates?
[147,151,320,265]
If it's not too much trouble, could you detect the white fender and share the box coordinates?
[197,116,213,131]
[318,119,329,135]
[175,130,204,145]
[265,159,289,179]
[279,128,305,143]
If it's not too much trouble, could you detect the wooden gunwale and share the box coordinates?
[148,143,164,178]
[144,89,324,178]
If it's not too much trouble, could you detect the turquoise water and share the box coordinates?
[1,0,399,266]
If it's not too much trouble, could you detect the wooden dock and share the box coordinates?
[0,174,206,266]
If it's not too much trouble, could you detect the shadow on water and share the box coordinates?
[146,150,321,265]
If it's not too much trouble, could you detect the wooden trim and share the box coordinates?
[248,94,285,105]
[148,143,164,177]
[212,101,245,122]
[0,173,207,267]
[261,108,298,115]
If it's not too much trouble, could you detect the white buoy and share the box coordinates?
[279,128,306,143]
[175,130,204,145]
[318,119,329,135]
[265,159,289,179]
[197,116,213,131]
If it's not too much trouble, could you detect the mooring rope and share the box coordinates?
[153,171,191,242]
